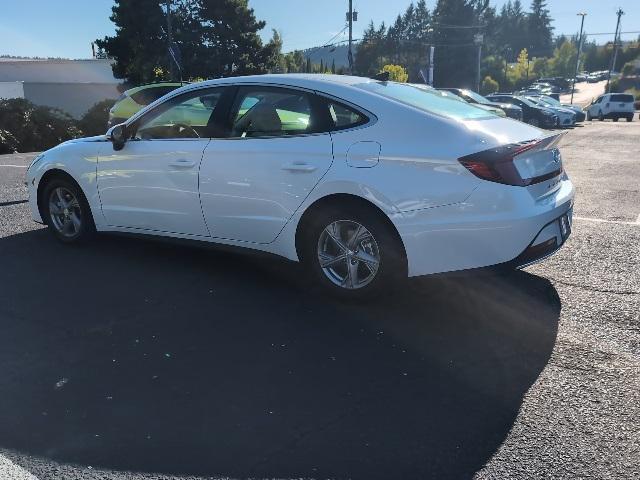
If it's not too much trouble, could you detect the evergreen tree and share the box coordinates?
[96,0,275,84]
[95,0,169,84]
[527,0,553,57]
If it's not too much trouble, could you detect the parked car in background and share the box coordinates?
[527,95,586,122]
[525,96,576,127]
[26,75,574,299]
[487,94,558,128]
[431,89,505,116]
[108,82,184,127]
[585,93,636,122]
[440,88,523,120]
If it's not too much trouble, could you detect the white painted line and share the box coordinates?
[0,454,39,479]
[636,213,640,225]
[0,164,28,168]
[573,216,640,227]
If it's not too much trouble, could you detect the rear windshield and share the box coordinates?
[610,94,634,103]
[357,82,491,120]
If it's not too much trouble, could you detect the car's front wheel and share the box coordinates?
[301,203,406,299]
[42,177,95,243]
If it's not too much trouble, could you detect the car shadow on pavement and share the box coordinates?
[0,229,561,480]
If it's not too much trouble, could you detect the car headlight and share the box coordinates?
[543,111,554,116]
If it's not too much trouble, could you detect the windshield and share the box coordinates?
[460,89,491,105]
[358,82,492,120]
[515,96,537,107]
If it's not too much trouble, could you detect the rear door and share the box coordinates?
[198,85,333,244]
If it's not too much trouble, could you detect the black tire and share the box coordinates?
[626,115,634,122]
[42,176,95,244]
[613,117,619,122]
[598,111,604,121]
[528,118,540,128]
[300,202,406,300]
[586,111,592,121]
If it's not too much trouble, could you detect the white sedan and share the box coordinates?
[26,74,574,299]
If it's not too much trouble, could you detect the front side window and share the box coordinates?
[230,87,315,138]
[133,88,224,140]
[356,81,491,120]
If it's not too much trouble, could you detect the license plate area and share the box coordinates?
[559,208,572,241]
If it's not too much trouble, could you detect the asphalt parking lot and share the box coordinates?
[0,121,638,479]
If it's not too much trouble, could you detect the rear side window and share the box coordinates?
[328,102,367,130]
[131,86,178,106]
[357,82,491,120]
[610,94,634,103]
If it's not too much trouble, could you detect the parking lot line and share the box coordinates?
[573,216,640,227]
[0,164,28,168]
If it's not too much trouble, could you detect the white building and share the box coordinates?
[0,58,121,118]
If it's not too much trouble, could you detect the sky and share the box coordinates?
[0,0,638,59]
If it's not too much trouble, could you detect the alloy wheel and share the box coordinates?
[48,187,82,238]
[317,220,380,290]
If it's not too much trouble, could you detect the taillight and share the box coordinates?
[458,140,561,187]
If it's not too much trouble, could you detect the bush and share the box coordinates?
[78,99,116,137]
[609,78,621,93]
[622,62,637,77]
[481,75,499,95]
[0,129,19,154]
[380,64,409,82]
[0,98,82,153]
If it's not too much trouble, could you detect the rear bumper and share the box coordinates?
[395,176,575,277]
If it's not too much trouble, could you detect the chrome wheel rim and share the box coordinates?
[317,220,380,290]
[49,187,82,238]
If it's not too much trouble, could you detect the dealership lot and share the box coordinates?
[0,121,638,479]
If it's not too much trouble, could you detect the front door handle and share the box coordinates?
[281,162,317,173]
[169,159,196,168]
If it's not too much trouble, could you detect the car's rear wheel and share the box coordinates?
[598,111,604,121]
[301,203,406,299]
[42,177,95,243]
[528,118,540,127]
[613,116,619,122]
[626,115,634,122]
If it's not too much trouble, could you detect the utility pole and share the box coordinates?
[347,0,354,75]
[166,0,175,81]
[474,33,483,92]
[570,12,587,105]
[606,8,624,93]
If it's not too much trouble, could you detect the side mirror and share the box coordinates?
[107,123,127,151]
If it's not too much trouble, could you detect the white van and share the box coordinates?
[585,93,636,122]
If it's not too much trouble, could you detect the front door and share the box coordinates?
[198,86,334,244]
[97,87,226,236]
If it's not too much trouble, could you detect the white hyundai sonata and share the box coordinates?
[26,74,574,298]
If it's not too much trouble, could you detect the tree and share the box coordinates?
[481,75,499,94]
[548,40,577,77]
[95,0,169,85]
[96,0,276,84]
[265,30,286,73]
[381,64,409,82]
[431,0,485,87]
[527,0,553,57]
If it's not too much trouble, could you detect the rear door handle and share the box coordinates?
[169,159,196,168]
[281,162,317,173]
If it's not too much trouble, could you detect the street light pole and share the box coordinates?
[570,12,586,105]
